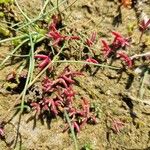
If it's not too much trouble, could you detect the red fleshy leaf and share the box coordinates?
[86,57,98,64]
[101,39,112,58]
[111,31,130,48]
[117,51,132,68]
[86,32,97,47]
[139,19,150,32]
[35,54,51,70]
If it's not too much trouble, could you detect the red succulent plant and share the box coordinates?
[30,102,41,116]
[29,65,98,133]
[79,98,97,128]
[47,18,80,46]
[139,18,150,32]
[117,51,132,68]
[111,31,130,48]
[86,57,98,64]
[111,118,125,133]
[86,32,97,47]
[139,17,150,41]
[101,39,112,58]
[35,54,51,70]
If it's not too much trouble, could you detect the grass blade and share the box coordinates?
[20,34,35,113]
[54,60,120,70]
[64,109,79,150]
[0,38,29,68]
[17,0,67,30]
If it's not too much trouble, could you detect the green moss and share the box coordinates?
[12,38,21,46]
[34,25,47,35]
[0,24,10,36]
[127,22,136,36]
[3,82,18,91]
[135,119,145,128]
[0,12,4,17]
[0,0,13,3]
[144,36,150,46]
[82,143,93,150]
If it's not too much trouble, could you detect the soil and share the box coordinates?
[0,0,150,150]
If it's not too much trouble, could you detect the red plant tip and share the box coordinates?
[30,102,41,116]
[61,75,75,85]
[73,121,80,132]
[64,36,80,40]
[50,99,59,116]
[86,57,98,64]
[42,77,54,92]
[49,22,57,32]
[86,32,97,47]
[42,98,59,116]
[117,51,132,68]
[101,39,112,58]
[47,18,80,46]
[35,54,51,70]
[63,86,76,104]
[47,29,80,46]
[111,31,130,48]
[81,98,90,114]
[67,107,78,117]
[47,29,65,46]
[51,15,59,26]
[139,18,150,32]
[64,86,76,97]
[60,66,84,80]
[0,129,4,137]
[42,77,69,92]
[0,125,4,137]
[78,98,97,128]
[35,54,48,59]
[48,15,60,31]
[54,78,68,88]
[111,119,125,134]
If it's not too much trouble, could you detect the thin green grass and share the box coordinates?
[55,60,120,70]
[0,34,28,44]
[39,0,51,17]
[7,54,29,57]
[139,69,149,99]
[20,32,35,113]
[0,32,40,44]
[16,0,67,31]
[64,109,79,150]
[0,38,29,68]
[28,32,35,83]
[14,0,31,22]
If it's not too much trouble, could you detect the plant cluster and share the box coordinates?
[47,14,80,46]
[0,2,150,148]
[42,15,134,69]
[101,31,132,68]
[26,16,135,133]
[2,12,149,135]
[28,66,98,132]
